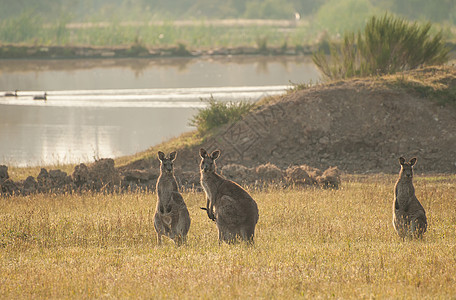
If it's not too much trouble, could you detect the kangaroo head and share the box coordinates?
[199,148,220,173]
[158,151,177,174]
[399,157,417,178]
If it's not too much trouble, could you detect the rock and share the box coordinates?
[37,168,72,193]
[177,171,200,190]
[72,163,90,189]
[221,164,255,184]
[22,176,38,195]
[0,165,9,181]
[317,166,341,189]
[286,166,315,186]
[299,164,323,180]
[122,169,159,182]
[256,163,284,184]
[49,169,71,185]
[87,158,121,192]
[0,178,19,196]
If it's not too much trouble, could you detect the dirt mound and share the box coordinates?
[2,67,455,196]
[0,159,123,196]
[72,158,121,192]
[169,66,456,174]
[218,163,339,188]
[222,164,255,183]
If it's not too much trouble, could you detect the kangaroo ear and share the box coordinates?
[399,157,405,165]
[169,151,177,161]
[409,157,417,166]
[199,148,208,158]
[158,151,165,161]
[211,150,221,160]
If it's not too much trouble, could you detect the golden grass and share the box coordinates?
[1,174,455,298]
[114,131,203,168]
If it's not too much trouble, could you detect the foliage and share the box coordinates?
[372,0,456,24]
[171,42,191,56]
[190,96,254,134]
[313,14,450,80]
[0,16,314,49]
[0,0,325,21]
[0,176,455,298]
[255,36,269,53]
[243,0,295,19]
[315,0,379,34]
[1,0,454,25]
[0,11,44,43]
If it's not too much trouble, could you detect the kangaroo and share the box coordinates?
[154,151,191,246]
[199,148,259,244]
[392,157,427,240]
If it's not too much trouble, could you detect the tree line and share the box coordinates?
[0,0,454,24]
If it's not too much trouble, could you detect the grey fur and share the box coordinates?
[199,148,259,244]
[154,151,191,246]
[392,157,427,240]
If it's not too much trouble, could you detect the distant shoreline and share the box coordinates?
[1,42,454,60]
[0,44,319,60]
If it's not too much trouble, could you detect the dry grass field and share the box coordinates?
[1,174,455,298]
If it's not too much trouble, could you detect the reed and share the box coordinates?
[0,17,314,50]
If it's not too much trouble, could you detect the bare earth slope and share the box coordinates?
[169,66,456,174]
[2,67,455,195]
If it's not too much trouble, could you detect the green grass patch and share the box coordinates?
[383,66,456,106]
[0,17,315,50]
[190,96,255,135]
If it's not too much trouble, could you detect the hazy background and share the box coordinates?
[1,0,455,24]
[0,0,455,38]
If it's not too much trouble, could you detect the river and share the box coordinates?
[0,56,321,167]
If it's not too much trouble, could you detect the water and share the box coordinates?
[0,56,321,167]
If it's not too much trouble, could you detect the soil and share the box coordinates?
[157,66,456,175]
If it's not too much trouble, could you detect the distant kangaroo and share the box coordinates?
[199,148,259,244]
[393,157,427,240]
[154,151,191,246]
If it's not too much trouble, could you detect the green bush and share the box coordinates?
[190,97,254,134]
[313,14,450,80]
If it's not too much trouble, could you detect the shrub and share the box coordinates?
[190,96,254,134]
[313,14,450,80]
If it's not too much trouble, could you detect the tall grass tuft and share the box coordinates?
[313,14,450,80]
[190,96,254,134]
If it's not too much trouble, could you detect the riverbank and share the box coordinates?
[2,41,455,60]
[3,66,455,193]
[0,43,317,59]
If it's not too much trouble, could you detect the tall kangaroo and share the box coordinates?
[199,148,259,244]
[154,151,191,246]
[393,157,427,240]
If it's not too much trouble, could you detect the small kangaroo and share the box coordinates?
[392,157,427,240]
[154,151,191,246]
[199,148,259,244]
